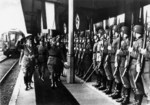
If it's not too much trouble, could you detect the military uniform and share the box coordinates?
[141,28,150,104]
[19,37,36,90]
[76,37,82,75]
[47,30,65,88]
[97,32,108,90]
[78,37,86,77]
[108,25,122,99]
[57,41,67,80]
[103,29,114,94]
[128,25,144,105]
[75,38,79,74]
[92,35,101,87]
[37,40,47,81]
[115,26,131,104]
[82,38,93,80]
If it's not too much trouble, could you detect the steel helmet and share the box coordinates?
[121,26,129,35]
[133,25,143,34]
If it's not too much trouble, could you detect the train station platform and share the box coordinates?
[8,66,121,105]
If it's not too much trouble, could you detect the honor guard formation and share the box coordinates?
[1,0,150,105]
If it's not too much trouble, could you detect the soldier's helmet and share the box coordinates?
[98,28,104,35]
[121,26,129,35]
[112,25,118,32]
[95,22,103,33]
[133,25,143,34]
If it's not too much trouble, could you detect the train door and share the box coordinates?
[8,32,16,50]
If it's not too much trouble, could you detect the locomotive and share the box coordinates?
[1,29,25,57]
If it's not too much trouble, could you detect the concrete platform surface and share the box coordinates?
[8,67,149,105]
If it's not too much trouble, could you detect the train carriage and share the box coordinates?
[1,29,25,57]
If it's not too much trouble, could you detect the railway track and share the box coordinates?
[0,58,19,83]
[0,57,8,63]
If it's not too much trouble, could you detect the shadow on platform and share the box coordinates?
[34,68,80,105]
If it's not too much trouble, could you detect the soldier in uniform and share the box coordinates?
[140,26,150,105]
[18,35,36,90]
[115,26,131,104]
[93,27,105,88]
[97,28,108,90]
[108,25,123,99]
[56,35,67,81]
[128,25,144,105]
[37,38,47,81]
[76,31,84,76]
[82,31,93,80]
[74,35,79,74]
[103,28,114,94]
[92,34,100,87]
[47,30,65,88]
[78,36,86,77]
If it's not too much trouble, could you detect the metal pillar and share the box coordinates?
[67,0,74,83]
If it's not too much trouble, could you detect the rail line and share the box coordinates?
[0,57,8,63]
[0,59,19,83]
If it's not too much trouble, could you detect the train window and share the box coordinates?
[10,34,16,41]
[2,34,7,42]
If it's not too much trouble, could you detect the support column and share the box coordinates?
[67,0,74,83]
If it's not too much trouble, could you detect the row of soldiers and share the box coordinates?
[74,23,150,105]
[73,31,93,79]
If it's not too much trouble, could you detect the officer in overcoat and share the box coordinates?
[47,30,65,88]
[37,37,47,81]
[18,35,36,90]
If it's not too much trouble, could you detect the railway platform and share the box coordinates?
[8,66,120,105]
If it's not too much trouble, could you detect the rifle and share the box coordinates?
[134,11,147,84]
[82,63,93,79]
[121,13,134,78]
[83,63,99,83]
[113,31,122,76]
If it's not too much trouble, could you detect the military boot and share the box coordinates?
[98,77,107,90]
[24,77,29,91]
[78,68,84,78]
[116,86,125,102]
[93,73,102,87]
[92,79,101,88]
[120,88,130,104]
[108,82,117,97]
[134,94,143,105]
[111,83,122,99]
[103,80,113,94]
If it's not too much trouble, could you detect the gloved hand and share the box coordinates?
[128,47,133,53]
[101,47,104,51]
[108,45,112,50]
[140,48,147,55]
[116,49,121,55]
[114,62,118,68]
[136,63,141,73]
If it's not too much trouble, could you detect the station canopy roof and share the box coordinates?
[21,0,150,32]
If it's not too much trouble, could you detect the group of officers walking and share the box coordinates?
[74,23,150,105]
[16,30,67,90]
